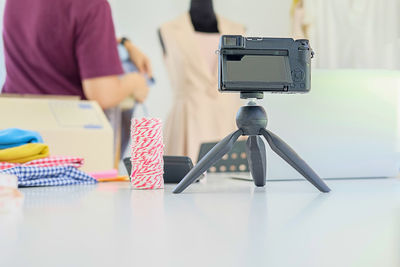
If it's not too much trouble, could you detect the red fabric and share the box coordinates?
[0,156,84,170]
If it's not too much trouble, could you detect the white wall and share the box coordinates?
[109,0,292,121]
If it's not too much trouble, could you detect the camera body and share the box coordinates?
[218,35,313,93]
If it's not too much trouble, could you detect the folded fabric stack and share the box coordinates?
[0,128,97,187]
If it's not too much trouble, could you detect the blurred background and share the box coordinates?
[0,0,294,120]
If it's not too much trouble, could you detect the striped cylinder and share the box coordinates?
[130,118,164,189]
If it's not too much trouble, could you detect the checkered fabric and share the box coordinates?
[0,156,84,170]
[1,166,97,187]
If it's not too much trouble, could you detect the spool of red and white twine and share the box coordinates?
[130,118,164,189]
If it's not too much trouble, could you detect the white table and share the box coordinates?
[1,176,399,267]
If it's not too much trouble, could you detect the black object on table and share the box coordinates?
[123,156,193,184]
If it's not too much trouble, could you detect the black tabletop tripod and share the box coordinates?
[173,93,330,193]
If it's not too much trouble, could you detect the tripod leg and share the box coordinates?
[173,130,243,193]
[260,128,331,193]
[246,136,267,187]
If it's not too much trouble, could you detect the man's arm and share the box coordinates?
[82,72,148,109]
[76,1,151,109]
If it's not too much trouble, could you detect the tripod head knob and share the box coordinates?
[236,104,268,135]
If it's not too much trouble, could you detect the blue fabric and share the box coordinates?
[0,128,44,149]
[1,166,97,187]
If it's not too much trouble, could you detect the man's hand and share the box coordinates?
[123,39,153,78]
[129,72,149,103]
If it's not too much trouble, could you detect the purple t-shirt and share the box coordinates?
[2,0,123,99]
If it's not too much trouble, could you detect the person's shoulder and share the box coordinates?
[68,0,112,21]
[70,0,108,5]
[71,0,110,13]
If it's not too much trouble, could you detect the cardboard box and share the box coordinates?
[0,97,113,172]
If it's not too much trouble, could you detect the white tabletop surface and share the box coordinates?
[0,176,399,267]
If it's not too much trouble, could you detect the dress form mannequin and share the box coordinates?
[159,1,245,160]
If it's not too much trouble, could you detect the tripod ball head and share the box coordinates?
[236,103,268,135]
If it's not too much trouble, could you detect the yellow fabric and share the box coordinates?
[0,143,49,163]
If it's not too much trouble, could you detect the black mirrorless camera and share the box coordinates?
[218,35,313,93]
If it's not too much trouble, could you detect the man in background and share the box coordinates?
[2,0,151,108]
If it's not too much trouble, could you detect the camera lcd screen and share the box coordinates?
[225,55,292,83]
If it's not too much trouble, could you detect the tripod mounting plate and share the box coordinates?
[240,92,264,99]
